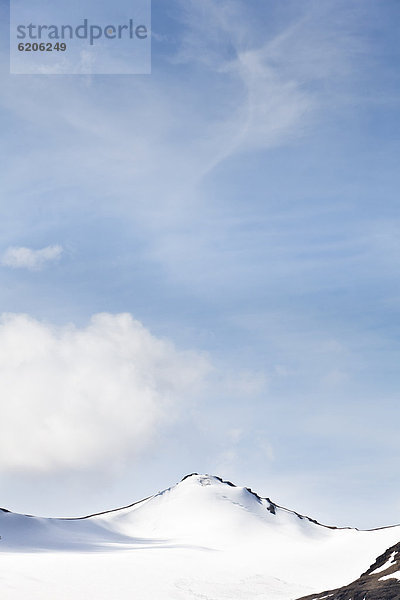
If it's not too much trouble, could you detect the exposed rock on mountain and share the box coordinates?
[298,541,400,600]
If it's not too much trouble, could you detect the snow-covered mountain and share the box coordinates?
[1,474,399,600]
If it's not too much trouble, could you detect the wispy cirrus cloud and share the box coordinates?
[1,245,63,271]
[171,0,363,173]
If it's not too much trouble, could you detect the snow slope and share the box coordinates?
[1,474,399,600]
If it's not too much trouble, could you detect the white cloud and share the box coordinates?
[0,313,210,473]
[1,245,63,271]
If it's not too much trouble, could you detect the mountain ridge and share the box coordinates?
[2,473,399,532]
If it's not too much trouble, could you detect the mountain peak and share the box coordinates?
[178,473,273,507]
[179,473,235,487]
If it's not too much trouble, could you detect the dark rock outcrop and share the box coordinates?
[298,542,400,600]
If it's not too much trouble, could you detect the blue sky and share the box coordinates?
[0,0,400,528]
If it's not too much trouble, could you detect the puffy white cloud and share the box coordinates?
[1,245,63,271]
[0,313,210,473]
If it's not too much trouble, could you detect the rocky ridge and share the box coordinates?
[298,541,400,600]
